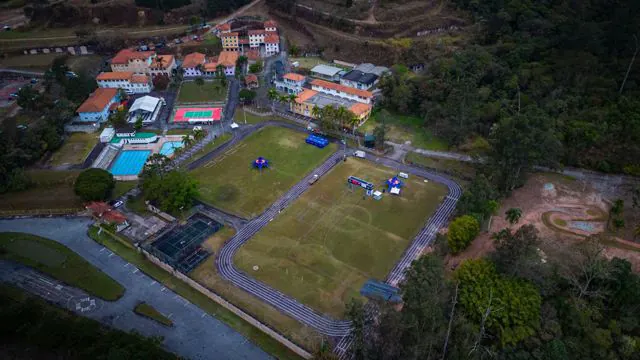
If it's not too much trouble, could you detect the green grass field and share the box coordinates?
[359,110,448,151]
[49,132,99,166]
[0,232,125,300]
[177,80,228,103]
[234,159,448,317]
[190,127,337,218]
[0,170,82,212]
[134,302,173,326]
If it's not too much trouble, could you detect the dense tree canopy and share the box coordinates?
[74,168,115,201]
[141,156,198,214]
[447,215,480,253]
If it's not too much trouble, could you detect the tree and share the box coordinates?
[16,85,42,111]
[267,88,279,112]
[454,259,542,346]
[65,73,97,103]
[134,115,144,130]
[182,135,195,148]
[505,207,522,225]
[373,124,385,150]
[457,175,498,222]
[108,109,128,128]
[447,215,480,253]
[560,235,612,300]
[239,88,256,103]
[192,128,205,141]
[74,168,114,201]
[152,74,170,90]
[249,61,263,73]
[142,170,198,214]
[195,77,204,86]
[141,153,172,179]
[236,55,248,67]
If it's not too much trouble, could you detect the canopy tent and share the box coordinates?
[386,176,404,194]
[253,157,269,170]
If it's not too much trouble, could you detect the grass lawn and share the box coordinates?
[289,57,332,70]
[88,226,302,360]
[177,80,228,103]
[66,55,104,74]
[166,128,194,135]
[405,152,476,181]
[233,108,305,127]
[184,132,232,165]
[234,159,448,317]
[0,232,125,300]
[0,170,82,212]
[112,181,137,199]
[0,53,59,71]
[190,127,337,218]
[134,302,173,326]
[49,132,99,166]
[359,110,449,151]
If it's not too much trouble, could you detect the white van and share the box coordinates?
[354,150,366,158]
[398,172,409,179]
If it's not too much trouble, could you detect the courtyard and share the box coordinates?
[177,80,228,103]
[190,126,337,218]
[233,158,448,317]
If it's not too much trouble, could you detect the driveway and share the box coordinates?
[0,217,272,360]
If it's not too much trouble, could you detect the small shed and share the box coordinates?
[100,127,115,143]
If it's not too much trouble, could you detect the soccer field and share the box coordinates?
[234,159,448,318]
[190,127,337,218]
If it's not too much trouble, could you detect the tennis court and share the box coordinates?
[149,214,223,273]
[173,107,222,123]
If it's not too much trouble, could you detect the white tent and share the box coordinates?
[128,96,162,123]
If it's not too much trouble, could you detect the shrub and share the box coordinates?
[74,168,114,201]
[447,215,480,253]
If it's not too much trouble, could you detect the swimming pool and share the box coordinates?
[109,150,151,176]
[159,141,185,156]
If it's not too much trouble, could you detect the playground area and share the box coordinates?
[233,158,448,317]
[146,214,223,273]
[190,127,337,218]
[171,106,223,124]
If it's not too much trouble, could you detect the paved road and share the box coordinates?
[0,68,45,76]
[210,122,462,339]
[0,218,272,360]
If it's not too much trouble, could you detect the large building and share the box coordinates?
[96,72,152,94]
[339,70,378,90]
[127,96,165,124]
[291,89,372,125]
[222,32,240,51]
[275,73,306,94]
[310,64,344,82]
[76,88,120,123]
[149,55,177,77]
[182,52,207,77]
[111,49,156,74]
[217,51,239,76]
[311,79,374,104]
[264,33,280,56]
[217,20,280,56]
[248,29,266,48]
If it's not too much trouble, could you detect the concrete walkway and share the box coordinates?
[0,218,272,360]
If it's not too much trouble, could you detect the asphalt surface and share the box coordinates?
[209,122,462,339]
[0,218,272,360]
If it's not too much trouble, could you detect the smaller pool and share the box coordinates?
[110,150,151,176]
[159,141,185,156]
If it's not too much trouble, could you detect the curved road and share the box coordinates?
[213,123,462,338]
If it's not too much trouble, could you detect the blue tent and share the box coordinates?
[306,134,329,148]
[253,157,269,170]
[360,280,402,303]
[386,176,403,192]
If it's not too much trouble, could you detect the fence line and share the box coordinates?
[0,208,83,217]
[139,248,312,359]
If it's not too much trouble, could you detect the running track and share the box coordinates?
[214,125,462,340]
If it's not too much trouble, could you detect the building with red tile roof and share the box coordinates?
[96,72,151,94]
[310,79,373,104]
[182,52,207,76]
[76,88,120,122]
[111,49,156,74]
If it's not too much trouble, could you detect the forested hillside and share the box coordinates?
[379,0,640,183]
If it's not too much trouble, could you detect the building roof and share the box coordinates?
[182,52,206,69]
[203,61,219,71]
[222,32,239,38]
[295,89,318,104]
[129,96,160,113]
[112,49,154,64]
[310,64,343,77]
[218,23,231,31]
[102,210,127,224]
[218,51,239,67]
[97,72,134,81]
[349,103,372,116]
[150,55,174,69]
[264,20,277,28]
[264,33,279,44]
[245,74,258,84]
[283,73,305,82]
[246,49,260,61]
[76,88,118,113]
[131,74,149,84]
[86,201,111,216]
[354,63,389,76]
[248,29,266,35]
[311,79,374,98]
[341,70,378,85]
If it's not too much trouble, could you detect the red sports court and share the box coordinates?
[173,107,222,123]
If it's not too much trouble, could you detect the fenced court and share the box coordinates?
[172,107,223,124]
[148,214,223,273]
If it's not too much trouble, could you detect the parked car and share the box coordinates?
[308,174,319,185]
[30,78,38,84]
[112,200,124,208]
[354,150,366,158]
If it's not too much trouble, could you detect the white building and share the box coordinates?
[248,30,265,48]
[127,96,164,124]
[264,33,280,56]
[310,79,373,105]
[181,52,206,77]
[275,73,306,94]
[111,49,156,74]
[149,55,177,77]
[100,127,115,143]
[96,72,152,94]
[310,64,343,82]
[264,20,277,33]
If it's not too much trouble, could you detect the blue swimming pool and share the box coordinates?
[110,150,151,176]
[159,141,185,156]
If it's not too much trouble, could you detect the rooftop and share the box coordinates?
[245,74,258,83]
[304,91,357,109]
[311,79,374,98]
[131,74,149,84]
[349,102,372,117]
[295,89,318,104]
[341,70,378,85]
[283,73,305,82]
[110,132,157,143]
[77,88,118,113]
[112,49,155,65]
[310,64,343,77]
[218,50,239,67]
[248,29,266,35]
[150,55,174,69]
[218,23,231,31]
[264,20,277,28]
[182,52,206,69]
[264,33,279,44]
[222,32,239,37]
[129,96,161,113]
[96,71,134,81]
[354,63,389,77]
